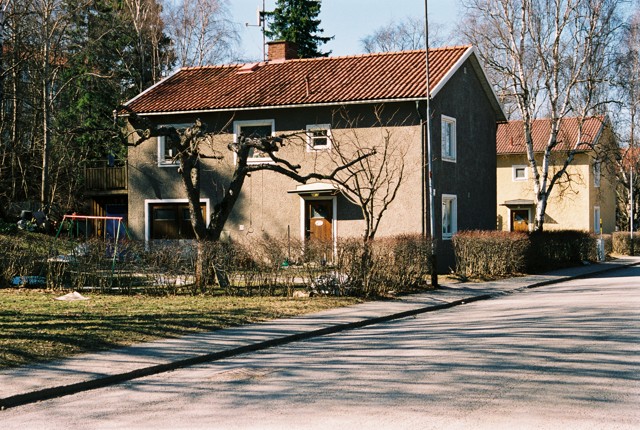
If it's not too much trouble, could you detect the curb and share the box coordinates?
[2,260,638,410]
[522,259,640,291]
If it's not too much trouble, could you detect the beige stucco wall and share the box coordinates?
[126,121,423,243]
[223,124,424,243]
[497,150,616,233]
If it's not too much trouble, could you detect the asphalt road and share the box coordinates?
[3,267,639,429]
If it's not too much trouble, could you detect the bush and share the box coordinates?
[0,236,42,287]
[452,229,602,279]
[453,230,529,279]
[0,231,435,297]
[306,234,433,297]
[526,230,596,272]
[602,234,613,257]
[612,232,640,256]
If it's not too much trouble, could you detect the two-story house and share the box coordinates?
[122,42,506,271]
[496,116,616,234]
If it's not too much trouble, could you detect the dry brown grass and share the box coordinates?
[0,288,362,369]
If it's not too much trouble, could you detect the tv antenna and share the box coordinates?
[246,0,267,61]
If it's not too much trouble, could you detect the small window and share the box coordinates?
[234,120,275,164]
[441,115,456,162]
[594,206,601,234]
[442,194,458,240]
[306,124,331,151]
[158,136,177,167]
[157,124,190,167]
[512,165,528,181]
[593,160,601,188]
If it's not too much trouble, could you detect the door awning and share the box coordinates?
[287,182,340,196]
[501,199,535,207]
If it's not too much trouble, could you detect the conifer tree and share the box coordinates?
[264,0,332,58]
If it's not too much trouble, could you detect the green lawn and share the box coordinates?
[0,289,362,369]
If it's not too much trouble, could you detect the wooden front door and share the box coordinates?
[306,199,333,242]
[511,209,529,232]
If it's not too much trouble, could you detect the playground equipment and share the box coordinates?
[51,215,132,288]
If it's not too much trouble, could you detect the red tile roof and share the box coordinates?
[620,145,640,170]
[125,46,475,114]
[496,116,605,155]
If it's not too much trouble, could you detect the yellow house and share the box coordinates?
[496,116,616,234]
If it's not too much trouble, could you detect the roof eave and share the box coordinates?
[123,96,432,117]
[120,68,185,116]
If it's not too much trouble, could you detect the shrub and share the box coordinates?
[452,230,529,279]
[1,231,435,297]
[526,230,596,272]
[601,234,613,257]
[333,234,432,297]
[612,232,640,256]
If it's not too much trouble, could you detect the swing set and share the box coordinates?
[53,214,132,276]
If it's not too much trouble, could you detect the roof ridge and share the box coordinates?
[272,45,472,63]
[181,63,243,71]
[178,45,474,71]
[502,115,605,125]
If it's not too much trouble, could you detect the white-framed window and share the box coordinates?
[594,206,601,234]
[306,124,331,151]
[144,198,210,243]
[442,194,458,240]
[593,159,601,188]
[441,115,457,162]
[512,165,528,181]
[233,119,275,164]
[157,124,190,167]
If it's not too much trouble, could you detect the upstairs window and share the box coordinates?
[157,124,194,167]
[306,124,331,151]
[158,136,177,167]
[234,120,275,164]
[593,160,601,188]
[441,115,457,162]
[157,126,181,167]
[512,165,528,181]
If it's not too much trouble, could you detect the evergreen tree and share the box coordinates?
[264,0,332,58]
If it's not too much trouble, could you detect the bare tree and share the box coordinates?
[330,106,410,242]
[121,0,172,90]
[33,0,77,211]
[461,0,622,231]
[122,108,373,288]
[163,0,239,67]
[360,16,447,53]
[612,9,640,232]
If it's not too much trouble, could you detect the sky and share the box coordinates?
[228,0,461,62]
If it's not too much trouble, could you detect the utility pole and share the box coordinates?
[631,102,636,256]
[424,0,438,287]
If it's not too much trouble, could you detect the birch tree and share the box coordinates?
[121,0,172,91]
[461,0,622,231]
[613,9,640,231]
[360,16,447,53]
[163,0,239,67]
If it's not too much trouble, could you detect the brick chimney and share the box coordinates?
[267,40,299,61]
